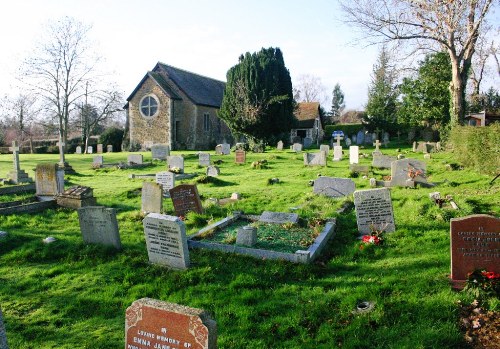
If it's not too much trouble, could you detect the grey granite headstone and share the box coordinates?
[319,144,330,155]
[168,156,184,173]
[221,143,230,155]
[354,188,395,235]
[199,152,211,166]
[236,226,257,247]
[77,206,121,249]
[277,140,284,150]
[313,177,356,198]
[87,146,93,154]
[151,144,170,160]
[391,158,427,187]
[356,130,365,145]
[206,165,220,177]
[292,143,303,152]
[0,306,8,349]
[303,137,312,148]
[333,146,343,161]
[93,155,103,165]
[143,213,190,269]
[128,154,143,165]
[304,152,327,166]
[141,182,163,214]
[345,137,352,147]
[35,163,64,198]
[259,211,299,224]
[372,154,397,169]
[155,171,175,197]
[97,144,103,154]
[76,146,82,154]
[349,146,359,164]
[107,145,113,153]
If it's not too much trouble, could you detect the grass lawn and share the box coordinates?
[0,143,498,348]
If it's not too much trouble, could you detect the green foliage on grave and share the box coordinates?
[0,142,499,348]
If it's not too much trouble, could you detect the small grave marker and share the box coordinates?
[168,156,184,173]
[199,152,211,166]
[7,141,32,184]
[259,211,299,224]
[356,130,365,145]
[277,140,283,150]
[320,144,330,155]
[87,146,93,154]
[292,143,303,152]
[128,154,143,165]
[313,177,355,198]
[354,188,395,235]
[304,152,327,166]
[169,184,203,217]
[93,155,103,166]
[75,146,82,154]
[206,166,220,177]
[97,144,103,154]
[151,144,170,160]
[77,206,121,249]
[221,143,230,155]
[155,171,175,197]
[349,146,359,164]
[235,150,246,164]
[141,182,163,214]
[107,145,113,153]
[333,146,343,161]
[373,139,382,155]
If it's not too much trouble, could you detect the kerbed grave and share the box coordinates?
[188,212,336,264]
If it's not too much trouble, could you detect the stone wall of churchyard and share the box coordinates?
[129,77,171,149]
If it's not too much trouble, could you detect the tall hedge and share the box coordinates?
[449,124,500,175]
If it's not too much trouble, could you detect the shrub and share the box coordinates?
[99,127,124,152]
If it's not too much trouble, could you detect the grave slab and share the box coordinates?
[259,211,299,224]
[313,177,355,198]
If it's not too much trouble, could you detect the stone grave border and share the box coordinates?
[0,183,36,195]
[0,198,57,215]
[129,173,197,180]
[188,213,336,264]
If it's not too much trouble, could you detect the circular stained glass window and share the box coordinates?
[139,95,159,118]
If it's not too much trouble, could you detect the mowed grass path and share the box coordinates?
[0,144,498,348]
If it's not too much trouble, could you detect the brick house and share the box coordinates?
[124,62,233,150]
[290,102,324,146]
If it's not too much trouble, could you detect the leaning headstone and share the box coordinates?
[106,145,113,153]
[143,213,190,269]
[356,130,365,145]
[199,152,211,166]
[77,206,121,249]
[75,146,82,154]
[125,298,217,348]
[169,184,203,217]
[313,177,356,198]
[92,155,103,166]
[304,152,327,166]
[128,154,143,165]
[277,140,284,150]
[372,154,397,169]
[292,143,303,152]
[349,146,359,164]
[35,163,64,199]
[151,144,170,160]
[87,146,93,154]
[221,143,231,155]
[168,156,184,173]
[7,141,32,184]
[0,306,7,349]
[391,158,427,187]
[333,146,343,161]
[235,150,246,164]
[319,144,330,155]
[141,182,163,214]
[354,188,396,235]
[259,211,299,224]
[96,144,103,154]
[155,171,175,197]
[450,215,500,288]
[206,166,220,177]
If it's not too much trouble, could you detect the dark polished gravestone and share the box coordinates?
[354,188,395,235]
[450,214,500,289]
[125,298,217,349]
[77,206,121,249]
[169,184,204,217]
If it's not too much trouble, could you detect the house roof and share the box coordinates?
[293,102,321,128]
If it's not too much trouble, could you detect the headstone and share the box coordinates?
[259,211,299,224]
[155,171,175,197]
[128,154,143,165]
[56,185,96,209]
[151,144,170,160]
[141,182,163,214]
[372,154,397,169]
[364,132,372,144]
[303,137,312,148]
[236,226,257,247]
[7,141,32,184]
[221,143,230,155]
[450,215,500,287]
[373,139,382,154]
[215,144,222,155]
[143,213,190,269]
[354,188,396,235]
[168,156,184,173]
[313,177,356,198]
[87,146,93,154]
[77,206,121,249]
[356,130,365,145]
[390,158,427,186]
[106,145,113,153]
[349,164,370,174]
[97,144,103,154]
[277,140,284,150]
[292,143,303,152]
[76,146,82,154]
[235,150,246,164]
[93,155,103,166]
[383,132,390,146]
[35,163,64,198]
[352,134,357,143]
[345,137,352,147]
[319,144,330,155]
[333,146,343,161]
[206,166,220,177]
[169,184,203,217]
[125,298,216,349]
[304,152,327,166]
[0,306,7,349]
[412,142,417,152]
[349,146,359,164]
[334,134,344,147]
[199,152,211,166]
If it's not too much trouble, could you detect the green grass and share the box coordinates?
[0,144,498,348]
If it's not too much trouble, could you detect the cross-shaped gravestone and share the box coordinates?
[374,128,382,140]
[373,139,382,152]
[335,134,344,146]
[9,141,20,172]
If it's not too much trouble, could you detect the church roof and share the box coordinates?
[293,102,321,128]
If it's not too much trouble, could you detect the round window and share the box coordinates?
[139,95,159,118]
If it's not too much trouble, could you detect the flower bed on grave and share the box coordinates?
[188,213,336,264]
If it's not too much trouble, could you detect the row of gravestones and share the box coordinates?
[76,144,113,154]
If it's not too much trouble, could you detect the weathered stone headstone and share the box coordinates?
[372,139,382,155]
[313,177,356,198]
[7,141,32,184]
[236,226,257,247]
[77,206,121,249]
[155,171,175,197]
[364,132,372,144]
[277,140,284,150]
[75,146,82,154]
[151,144,170,160]
[35,163,64,199]
[304,152,327,166]
[125,298,216,348]
[450,215,500,288]
[235,150,246,164]
[106,145,113,153]
[56,185,96,209]
[320,144,330,155]
[215,144,222,155]
[143,213,190,269]
[128,154,143,165]
[383,132,390,146]
[345,137,352,147]
[259,211,299,224]
[372,154,397,169]
[169,184,203,217]
[391,158,427,186]
[221,143,230,155]
[97,144,103,154]
[303,137,313,148]
[142,182,163,214]
[333,146,343,161]
[349,146,359,164]
[93,155,103,166]
[87,146,93,154]
[168,156,184,173]
[350,164,370,174]
[0,306,8,349]
[206,166,220,177]
[292,143,303,152]
[354,188,396,235]
[199,152,211,166]
[356,130,365,145]
[334,134,343,147]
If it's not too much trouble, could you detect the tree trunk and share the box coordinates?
[449,56,466,126]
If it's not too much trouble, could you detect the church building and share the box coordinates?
[124,62,233,150]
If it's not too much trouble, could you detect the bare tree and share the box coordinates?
[339,0,495,126]
[21,17,98,166]
[294,74,327,105]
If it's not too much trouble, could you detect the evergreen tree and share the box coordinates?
[330,83,345,124]
[364,47,398,131]
[219,47,295,143]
